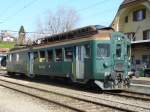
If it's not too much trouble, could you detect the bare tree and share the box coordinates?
[36,7,79,37]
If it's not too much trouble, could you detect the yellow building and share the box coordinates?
[112,0,150,76]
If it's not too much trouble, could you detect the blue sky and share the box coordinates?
[0,0,123,32]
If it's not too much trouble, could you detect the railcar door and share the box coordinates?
[76,46,85,79]
[28,52,34,75]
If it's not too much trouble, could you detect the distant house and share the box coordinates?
[2,36,14,42]
[0,31,14,42]
[111,0,150,75]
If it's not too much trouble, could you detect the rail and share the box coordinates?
[0,76,150,112]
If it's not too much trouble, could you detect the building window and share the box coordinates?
[125,32,135,41]
[65,47,73,61]
[136,60,141,64]
[143,30,150,40]
[125,16,128,23]
[142,55,150,68]
[133,9,146,21]
[55,49,62,62]
[47,50,53,62]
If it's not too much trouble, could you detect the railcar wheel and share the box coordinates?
[7,71,14,76]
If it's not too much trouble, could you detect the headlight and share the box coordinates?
[104,72,110,77]
[103,62,108,68]
[128,62,131,67]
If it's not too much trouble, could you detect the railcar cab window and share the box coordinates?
[55,49,62,62]
[39,51,46,62]
[65,47,73,61]
[116,44,122,58]
[84,44,91,58]
[47,50,53,62]
[97,44,110,57]
[33,52,38,62]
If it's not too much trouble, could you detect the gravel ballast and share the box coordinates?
[0,86,74,112]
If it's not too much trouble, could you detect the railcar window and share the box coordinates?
[33,52,38,62]
[9,54,12,62]
[39,51,46,62]
[84,44,91,58]
[47,50,53,62]
[65,47,73,61]
[97,44,110,57]
[16,54,19,62]
[11,54,15,62]
[55,49,62,62]
[116,44,122,57]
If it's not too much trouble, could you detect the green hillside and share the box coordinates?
[0,41,15,48]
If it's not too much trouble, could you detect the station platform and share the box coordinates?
[131,77,150,85]
[129,77,150,94]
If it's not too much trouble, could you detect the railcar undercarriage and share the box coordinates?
[94,71,132,90]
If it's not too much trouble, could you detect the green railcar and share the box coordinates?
[6,25,132,90]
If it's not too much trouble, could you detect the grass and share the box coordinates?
[0,41,15,48]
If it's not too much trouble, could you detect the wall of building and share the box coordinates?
[120,5,150,41]
[112,1,150,41]
[112,1,150,75]
[132,46,150,67]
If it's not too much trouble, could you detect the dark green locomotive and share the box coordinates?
[7,25,132,89]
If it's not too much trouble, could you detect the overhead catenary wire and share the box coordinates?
[1,0,39,24]
[77,0,106,12]
[0,0,119,35]
[0,29,50,34]
[79,0,122,27]
[0,27,46,37]
[0,0,18,18]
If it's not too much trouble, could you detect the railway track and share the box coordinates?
[0,76,150,112]
[104,90,150,101]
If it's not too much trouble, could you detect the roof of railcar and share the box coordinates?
[35,25,113,43]
[10,25,113,52]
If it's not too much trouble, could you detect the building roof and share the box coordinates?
[120,0,148,9]
[34,25,112,45]
[122,0,137,5]
[122,0,140,5]
[132,40,150,44]
[131,40,150,47]
[0,48,9,52]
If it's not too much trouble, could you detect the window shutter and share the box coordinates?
[133,11,136,21]
[125,16,128,23]
[143,30,147,40]
[143,9,146,19]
